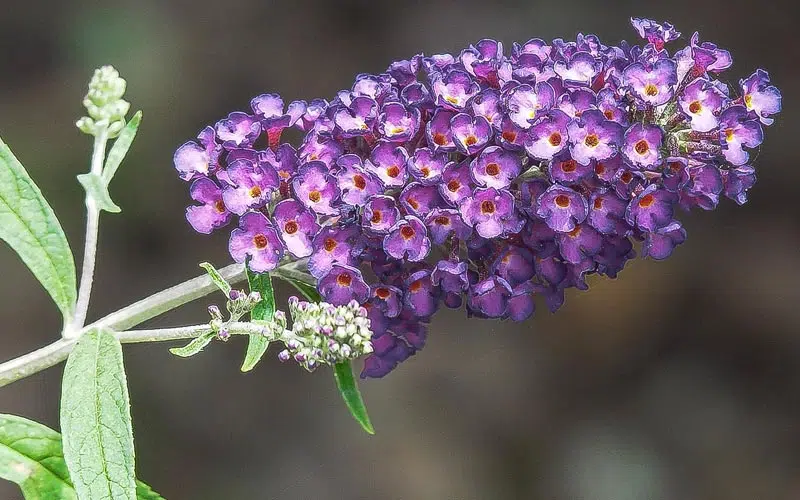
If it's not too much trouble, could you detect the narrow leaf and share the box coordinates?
[241,268,275,372]
[333,361,375,435]
[77,173,121,213]
[0,137,76,323]
[102,111,142,185]
[284,277,322,302]
[0,414,165,500]
[199,262,232,296]
[61,328,136,500]
[169,332,215,358]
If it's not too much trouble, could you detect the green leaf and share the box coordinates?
[199,262,232,296]
[77,173,121,213]
[0,137,77,324]
[169,332,215,358]
[102,111,142,185]
[0,414,165,500]
[0,414,76,499]
[333,361,374,435]
[241,268,275,372]
[61,328,137,500]
[284,277,322,302]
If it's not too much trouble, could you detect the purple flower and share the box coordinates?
[740,69,782,126]
[431,69,480,110]
[333,96,378,137]
[557,89,597,119]
[383,216,431,261]
[298,131,343,167]
[425,208,472,244]
[681,164,723,211]
[215,112,261,149]
[370,284,404,318]
[401,82,432,109]
[228,211,284,272]
[426,109,457,152]
[497,117,527,151]
[588,189,628,235]
[625,185,675,231]
[250,93,303,148]
[366,141,409,187]
[719,105,764,166]
[508,282,536,321]
[467,276,512,318]
[722,165,756,205]
[524,109,570,160]
[185,178,231,234]
[504,82,555,129]
[622,123,662,170]
[336,155,382,206]
[678,78,726,132]
[174,127,221,181]
[460,187,521,238]
[630,18,681,50]
[548,153,592,185]
[469,89,503,128]
[318,264,370,306]
[404,270,439,318]
[554,52,602,86]
[597,89,629,126]
[567,109,624,165]
[451,113,492,155]
[470,146,522,189]
[623,58,677,106]
[536,185,588,233]
[493,246,535,287]
[399,182,445,217]
[362,195,401,234]
[461,39,504,84]
[307,226,359,278]
[272,199,319,258]
[556,223,603,264]
[438,161,474,207]
[378,102,420,142]
[220,159,279,215]
[642,221,686,260]
[407,148,449,185]
[292,161,340,215]
[432,260,469,308]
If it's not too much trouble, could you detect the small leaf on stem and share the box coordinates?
[169,332,215,357]
[199,262,232,295]
[77,173,121,213]
[333,361,375,435]
[241,268,276,372]
[102,111,142,185]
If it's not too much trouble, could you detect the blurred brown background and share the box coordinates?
[0,1,797,499]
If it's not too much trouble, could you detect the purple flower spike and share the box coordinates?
[567,109,624,165]
[432,260,469,308]
[228,211,284,272]
[556,223,603,264]
[451,113,492,155]
[504,82,555,129]
[333,96,378,137]
[439,161,474,207]
[292,161,340,215]
[378,102,420,142]
[467,276,512,318]
[319,264,370,306]
[272,199,320,258]
[623,58,677,106]
[404,270,439,318]
[366,141,409,187]
[536,185,588,233]
[625,185,675,231]
[307,226,359,278]
[336,155,382,206]
[525,109,570,160]
[678,78,726,132]
[630,18,681,50]
[383,216,431,262]
[460,187,520,238]
[740,70,782,126]
[470,89,503,128]
[470,146,522,189]
[220,159,279,216]
[408,148,449,185]
[174,127,221,180]
[425,208,472,244]
[399,182,445,217]
[426,109,457,152]
[622,123,663,170]
[642,221,686,260]
[371,284,404,318]
[432,69,480,110]
[215,112,261,149]
[186,178,231,234]
[719,105,764,166]
[554,52,602,86]
[363,195,401,234]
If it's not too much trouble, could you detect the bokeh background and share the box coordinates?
[0,1,797,499]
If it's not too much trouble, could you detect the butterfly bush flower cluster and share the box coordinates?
[174,17,781,378]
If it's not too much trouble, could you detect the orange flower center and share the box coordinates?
[400,225,416,239]
[434,215,450,225]
[249,186,262,198]
[447,180,461,192]
[634,139,649,155]
[324,237,337,252]
[308,190,321,202]
[603,110,614,120]
[376,287,391,299]
[407,197,419,210]
[353,174,366,190]
[561,160,577,173]
[465,135,478,146]
[567,226,582,237]
[555,194,570,208]
[370,210,382,224]
[502,130,517,142]
[485,163,500,176]
[688,100,702,114]
[480,200,496,214]
[584,134,600,147]
[594,162,606,175]
[644,83,659,96]
[433,133,448,145]
[420,167,430,177]
[744,94,753,109]
[593,197,603,209]
[620,171,633,183]
[386,165,400,178]
[253,234,268,249]
[548,132,562,146]
[284,220,298,235]
[409,280,423,292]
[336,273,353,287]
[214,200,226,213]
[725,128,735,142]
[638,194,655,208]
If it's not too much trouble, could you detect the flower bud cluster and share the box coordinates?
[278,297,373,371]
[76,65,131,137]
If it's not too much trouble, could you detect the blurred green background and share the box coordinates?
[1,1,798,499]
